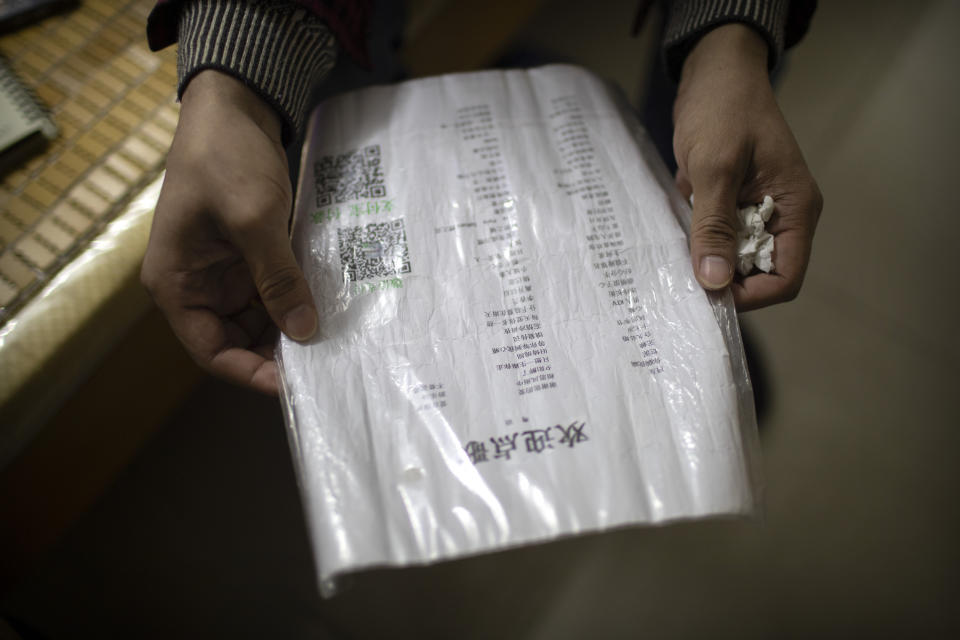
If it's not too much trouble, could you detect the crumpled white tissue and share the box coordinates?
[735,196,775,275]
[689,194,776,276]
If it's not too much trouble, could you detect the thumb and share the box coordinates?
[240,227,318,342]
[674,166,692,201]
[687,168,742,291]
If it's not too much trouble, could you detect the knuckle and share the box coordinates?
[229,199,288,240]
[139,262,153,291]
[713,153,742,178]
[779,276,804,303]
[229,181,290,221]
[246,189,286,220]
[139,257,161,295]
[688,148,744,183]
[691,212,737,247]
[810,184,824,219]
[783,284,801,303]
[672,136,690,169]
[256,265,302,303]
[229,197,273,229]
[232,210,270,240]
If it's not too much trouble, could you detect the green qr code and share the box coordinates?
[315,145,386,206]
[337,218,411,282]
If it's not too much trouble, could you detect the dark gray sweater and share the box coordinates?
[169,0,816,142]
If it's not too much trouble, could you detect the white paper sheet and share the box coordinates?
[278,65,761,589]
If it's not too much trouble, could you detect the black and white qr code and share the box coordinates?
[314,145,386,206]
[337,218,412,282]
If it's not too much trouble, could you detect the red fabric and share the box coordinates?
[146,0,372,68]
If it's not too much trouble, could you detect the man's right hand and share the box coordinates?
[141,70,317,395]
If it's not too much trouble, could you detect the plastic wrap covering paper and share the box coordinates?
[277,65,761,590]
[0,176,161,468]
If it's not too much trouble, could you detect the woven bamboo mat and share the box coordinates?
[0,0,177,327]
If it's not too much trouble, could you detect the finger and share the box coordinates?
[225,305,272,347]
[210,349,280,395]
[217,259,259,314]
[731,227,809,310]
[166,306,280,395]
[251,342,277,360]
[731,274,793,311]
[675,167,692,201]
[233,223,318,343]
[686,155,746,291]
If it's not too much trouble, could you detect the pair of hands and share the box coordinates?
[141,24,822,395]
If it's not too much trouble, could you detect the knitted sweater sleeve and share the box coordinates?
[170,0,337,144]
[156,0,818,140]
[661,0,817,81]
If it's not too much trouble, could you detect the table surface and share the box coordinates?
[0,0,178,463]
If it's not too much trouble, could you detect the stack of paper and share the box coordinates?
[278,65,761,589]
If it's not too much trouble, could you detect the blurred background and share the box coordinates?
[0,0,957,637]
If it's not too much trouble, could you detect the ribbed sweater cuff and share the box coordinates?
[177,0,337,144]
[663,0,789,82]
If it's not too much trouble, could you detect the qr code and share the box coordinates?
[337,218,412,282]
[315,145,386,206]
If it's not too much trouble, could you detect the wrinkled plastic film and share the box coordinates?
[0,177,162,468]
[277,65,761,592]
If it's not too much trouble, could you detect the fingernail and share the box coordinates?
[283,304,317,341]
[699,256,732,289]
